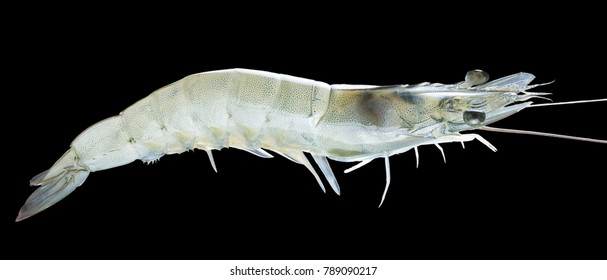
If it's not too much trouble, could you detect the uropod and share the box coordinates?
[17,69,606,221]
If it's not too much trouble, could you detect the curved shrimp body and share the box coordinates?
[19,68,548,221]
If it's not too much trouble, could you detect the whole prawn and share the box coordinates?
[17,68,606,221]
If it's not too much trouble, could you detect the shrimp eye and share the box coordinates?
[463,110,485,127]
[464,70,490,86]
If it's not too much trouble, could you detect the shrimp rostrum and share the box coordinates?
[18,69,606,221]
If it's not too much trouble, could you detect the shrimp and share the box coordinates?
[17,68,606,221]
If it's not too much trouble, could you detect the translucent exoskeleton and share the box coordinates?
[18,69,606,221]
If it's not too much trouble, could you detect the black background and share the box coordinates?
[3,7,606,260]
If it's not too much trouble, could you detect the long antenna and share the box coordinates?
[486,97,607,143]
[479,126,607,144]
[529,98,607,107]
